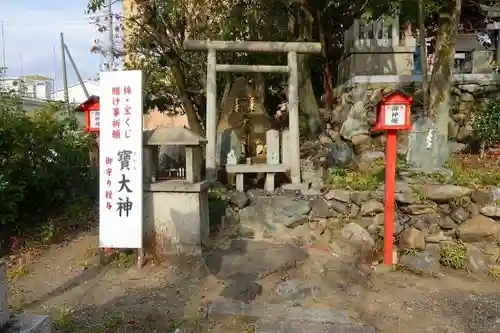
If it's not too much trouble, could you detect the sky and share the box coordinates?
[0,0,116,92]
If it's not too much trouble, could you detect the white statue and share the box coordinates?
[226,149,237,165]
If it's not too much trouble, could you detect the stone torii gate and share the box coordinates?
[183,40,322,188]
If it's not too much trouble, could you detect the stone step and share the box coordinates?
[208,298,375,332]
[255,320,376,333]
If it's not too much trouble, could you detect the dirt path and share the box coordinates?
[6,232,500,332]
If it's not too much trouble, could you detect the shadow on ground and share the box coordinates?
[44,259,209,333]
[44,275,500,333]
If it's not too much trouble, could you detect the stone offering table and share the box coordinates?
[226,129,285,192]
[143,127,210,256]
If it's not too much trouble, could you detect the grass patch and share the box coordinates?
[440,241,467,269]
[6,264,29,281]
[326,167,384,190]
[108,250,136,268]
[53,308,126,333]
[325,156,411,190]
[488,265,500,280]
[53,307,76,331]
[445,156,500,186]
[331,154,500,188]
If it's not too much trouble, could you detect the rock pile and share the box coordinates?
[227,182,500,276]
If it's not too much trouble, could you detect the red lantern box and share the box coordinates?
[77,95,100,133]
[372,89,412,132]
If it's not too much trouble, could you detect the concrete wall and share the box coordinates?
[338,46,415,82]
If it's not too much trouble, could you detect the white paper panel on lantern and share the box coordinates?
[383,104,406,126]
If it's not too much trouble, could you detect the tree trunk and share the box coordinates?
[317,9,333,111]
[427,0,461,166]
[296,5,321,137]
[170,58,204,135]
[297,54,322,137]
[219,75,232,111]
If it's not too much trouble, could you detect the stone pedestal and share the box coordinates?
[0,261,9,328]
[265,129,280,192]
[143,180,210,256]
[281,129,290,170]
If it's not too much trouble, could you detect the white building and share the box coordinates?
[0,74,53,100]
[53,79,99,104]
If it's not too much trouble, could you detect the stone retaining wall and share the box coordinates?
[323,78,500,162]
[226,178,500,275]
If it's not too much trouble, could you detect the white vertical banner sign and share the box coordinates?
[99,70,143,248]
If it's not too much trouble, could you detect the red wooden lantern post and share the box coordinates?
[372,90,412,266]
[76,95,101,153]
[78,95,100,134]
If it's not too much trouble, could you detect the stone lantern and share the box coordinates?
[142,127,210,256]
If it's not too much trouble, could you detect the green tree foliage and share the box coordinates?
[0,94,96,249]
[87,0,497,141]
[473,99,500,151]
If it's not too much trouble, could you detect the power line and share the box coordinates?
[1,16,109,26]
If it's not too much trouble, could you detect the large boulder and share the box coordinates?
[422,185,472,203]
[325,140,354,167]
[457,215,500,242]
[238,196,311,238]
[339,223,375,247]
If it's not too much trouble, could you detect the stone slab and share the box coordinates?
[255,320,376,333]
[0,262,9,328]
[205,240,307,280]
[4,314,51,333]
[209,299,352,325]
[281,182,310,193]
[226,164,286,174]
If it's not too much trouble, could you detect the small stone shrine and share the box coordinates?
[216,77,273,166]
[0,261,51,332]
[143,126,210,256]
[216,78,293,192]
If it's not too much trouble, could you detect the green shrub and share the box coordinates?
[0,94,96,249]
[472,99,500,152]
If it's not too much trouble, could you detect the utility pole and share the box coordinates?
[1,21,5,72]
[60,33,70,113]
[107,0,114,70]
[0,21,5,91]
[63,43,89,98]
